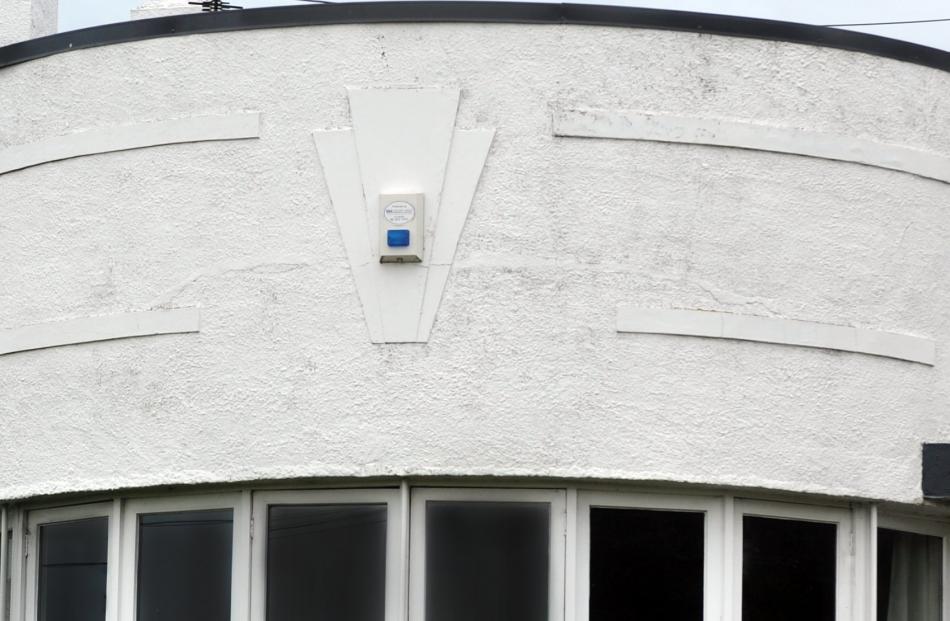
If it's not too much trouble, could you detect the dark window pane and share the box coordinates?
[136,509,233,621]
[37,517,108,621]
[266,504,387,621]
[742,516,836,621]
[877,528,943,621]
[590,508,704,621]
[425,501,549,621]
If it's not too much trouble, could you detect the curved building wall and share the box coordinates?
[1,15,949,505]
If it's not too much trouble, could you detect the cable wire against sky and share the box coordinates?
[824,17,950,27]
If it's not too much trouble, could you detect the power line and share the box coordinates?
[823,17,950,27]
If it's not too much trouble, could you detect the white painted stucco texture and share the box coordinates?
[0,0,55,46]
[0,0,31,47]
[0,23,948,504]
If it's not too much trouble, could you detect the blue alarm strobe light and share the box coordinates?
[387,229,411,247]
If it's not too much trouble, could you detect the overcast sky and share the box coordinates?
[59,0,950,51]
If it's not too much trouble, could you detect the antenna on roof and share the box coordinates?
[188,0,243,11]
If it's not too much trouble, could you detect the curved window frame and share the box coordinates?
[575,491,724,621]
[249,488,404,621]
[3,485,950,621]
[877,512,950,620]
[408,487,567,621]
[117,492,251,621]
[732,499,854,621]
[23,503,116,621]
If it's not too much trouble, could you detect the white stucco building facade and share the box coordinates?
[0,2,948,620]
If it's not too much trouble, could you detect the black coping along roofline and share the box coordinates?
[1,1,949,72]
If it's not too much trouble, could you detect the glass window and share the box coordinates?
[136,509,233,621]
[425,501,549,621]
[37,517,108,621]
[877,528,943,621]
[266,504,387,621]
[742,516,836,621]
[589,508,704,621]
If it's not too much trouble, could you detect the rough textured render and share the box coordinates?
[29,0,56,37]
[314,87,494,343]
[0,23,949,505]
[0,0,31,46]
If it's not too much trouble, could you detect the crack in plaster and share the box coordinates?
[148,256,314,308]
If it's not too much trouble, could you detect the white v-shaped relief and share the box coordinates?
[314,86,494,343]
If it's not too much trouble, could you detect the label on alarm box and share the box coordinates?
[383,201,416,226]
[379,193,424,263]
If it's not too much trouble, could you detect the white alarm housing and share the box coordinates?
[379,193,424,263]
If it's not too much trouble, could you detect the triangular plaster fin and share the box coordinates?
[373,264,430,342]
[347,86,460,252]
[429,128,495,266]
[315,88,493,343]
[416,265,451,343]
[416,129,496,340]
[313,128,383,342]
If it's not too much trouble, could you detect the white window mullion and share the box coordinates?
[563,488,578,621]
[553,490,568,621]
[850,503,875,621]
[399,481,410,621]
[869,504,879,621]
[722,494,736,621]
[9,509,23,621]
[232,490,252,621]
[105,498,122,621]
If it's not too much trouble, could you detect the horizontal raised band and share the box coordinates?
[617,307,935,365]
[554,108,950,184]
[0,113,261,176]
[0,308,201,356]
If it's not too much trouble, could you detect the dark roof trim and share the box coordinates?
[2,2,949,72]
